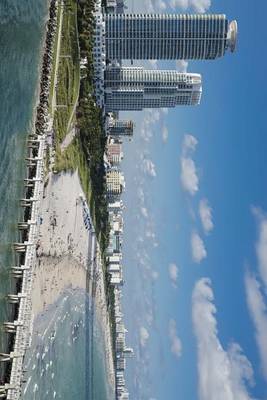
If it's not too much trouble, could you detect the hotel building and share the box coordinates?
[105,66,202,111]
[105,14,237,60]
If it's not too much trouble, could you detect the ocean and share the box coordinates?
[22,288,113,400]
[0,0,48,355]
[0,1,111,398]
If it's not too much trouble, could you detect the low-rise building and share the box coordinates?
[106,116,134,138]
[107,141,123,165]
[106,169,125,197]
[108,200,124,213]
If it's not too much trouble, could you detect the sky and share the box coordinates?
[118,0,267,399]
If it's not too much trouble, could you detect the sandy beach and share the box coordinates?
[30,169,115,392]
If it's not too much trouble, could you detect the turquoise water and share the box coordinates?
[0,0,48,352]
[0,2,112,398]
[23,288,113,400]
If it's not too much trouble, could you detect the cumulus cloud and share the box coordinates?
[191,231,207,263]
[140,108,168,143]
[169,0,211,13]
[141,207,149,219]
[169,319,182,358]
[176,60,189,73]
[162,125,168,143]
[137,187,145,205]
[192,278,254,400]
[199,199,214,234]
[245,208,267,382]
[245,271,267,381]
[180,134,199,195]
[140,109,161,142]
[183,134,198,153]
[145,0,167,12]
[142,158,157,178]
[140,326,150,347]
[180,158,199,195]
[168,263,179,288]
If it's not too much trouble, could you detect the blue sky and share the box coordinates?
[119,1,267,399]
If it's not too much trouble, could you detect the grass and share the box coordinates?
[49,5,61,112]
[53,0,80,145]
[54,138,92,203]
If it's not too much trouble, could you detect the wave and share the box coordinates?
[0,0,47,25]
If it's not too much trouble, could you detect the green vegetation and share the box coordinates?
[53,0,109,252]
[49,6,61,111]
[53,0,80,145]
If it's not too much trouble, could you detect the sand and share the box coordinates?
[30,169,115,391]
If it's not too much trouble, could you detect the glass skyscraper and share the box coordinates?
[105,67,202,111]
[105,14,237,60]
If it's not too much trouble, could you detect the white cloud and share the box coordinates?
[151,270,159,281]
[169,319,182,358]
[182,134,198,153]
[199,199,214,234]
[245,271,267,381]
[176,60,189,73]
[161,108,168,115]
[145,0,167,12]
[137,187,145,205]
[142,158,157,178]
[169,0,211,13]
[192,278,254,400]
[146,230,156,240]
[245,208,267,383]
[141,207,149,218]
[140,108,168,143]
[140,326,150,347]
[162,125,168,143]
[168,263,179,288]
[191,231,207,263]
[181,158,199,195]
[140,109,161,142]
[180,134,199,195]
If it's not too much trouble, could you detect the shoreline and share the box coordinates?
[30,170,115,392]
[1,2,59,397]
[1,0,116,398]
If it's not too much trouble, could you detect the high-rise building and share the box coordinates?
[108,118,134,137]
[105,66,202,111]
[105,14,237,60]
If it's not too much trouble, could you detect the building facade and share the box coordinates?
[106,169,125,196]
[105,14,237,60]
[107,142,124,165]
[105,66,202,111]
[108,118,134,137]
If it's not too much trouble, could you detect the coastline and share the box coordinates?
[29,0,115,393]
[1,0,115,397]
[29,170,115,393]
[1,0,116,397]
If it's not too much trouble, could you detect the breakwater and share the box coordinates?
[0,1,58,398]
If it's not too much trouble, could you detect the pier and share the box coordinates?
[0,1,58,399]
[5,136,46,400]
